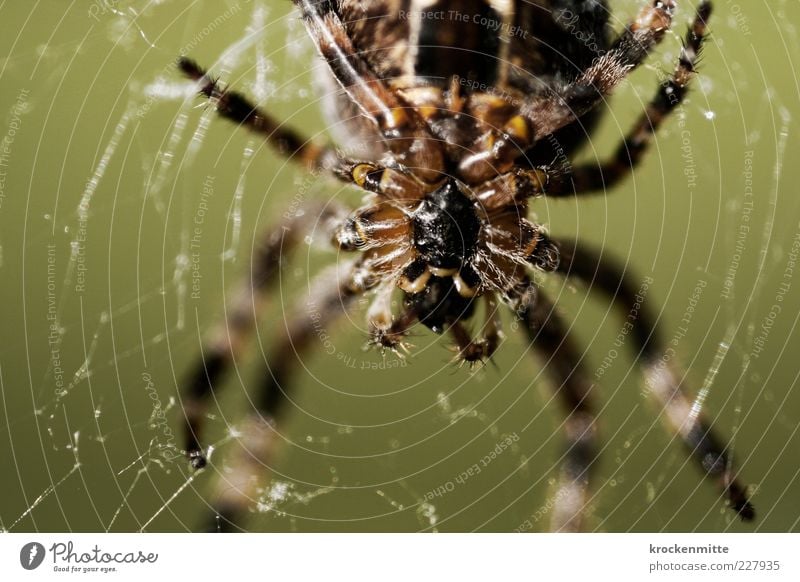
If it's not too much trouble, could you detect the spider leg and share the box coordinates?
[178,58,350,173]
[458,0,685,183]
[512,279,598,532]
[448,321,486,364]
[555,238,754,521]
[369,299,418,354]
[481,294,504,360]
[207,260,367,532]
[484,2,710,199]
[181,204,342,469]
[517,0,680,144]
[545,2,713,196]
[448,294,504,364]
[293,0,445,183]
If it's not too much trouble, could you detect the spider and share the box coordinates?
[178,0,754,532]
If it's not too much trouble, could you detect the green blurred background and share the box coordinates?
[1,0,798,533]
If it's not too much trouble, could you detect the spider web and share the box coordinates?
[1,0,799,533]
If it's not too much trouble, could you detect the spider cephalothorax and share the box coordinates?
[333,169,557,346]
[178,0,755,533]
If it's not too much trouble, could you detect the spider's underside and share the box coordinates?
[178,0,754,532]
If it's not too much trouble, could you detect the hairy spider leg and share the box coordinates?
[207,261,366,532]
[473,1,711,202]
[447,295,505,365]
[545,1,713,196]
[458,0,680,184]
[179,57,432,202]
[181,204,343,469]
[513,281,599,532]
[177,58,350,172]
[294,0,445,183]
[555,238,755,521]
[368,299,419,352]
[510,0,676,141]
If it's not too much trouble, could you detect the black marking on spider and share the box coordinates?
[176,0,754,532]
